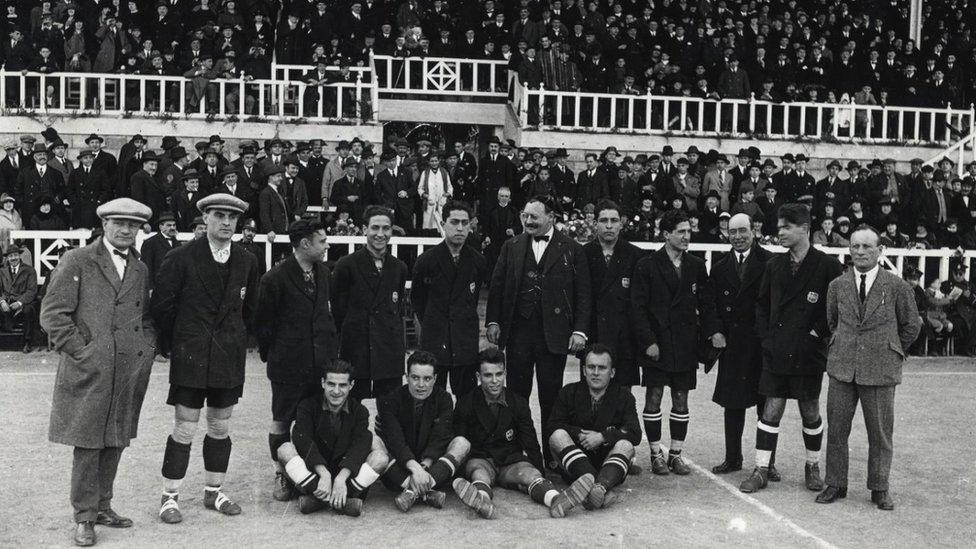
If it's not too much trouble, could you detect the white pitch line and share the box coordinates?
[901,371,976,376]
[667,447,839,549]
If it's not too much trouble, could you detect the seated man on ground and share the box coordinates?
[276,360,390,517]
[547,344,641,510]
[377,351,472,512]
[452,348,595,519]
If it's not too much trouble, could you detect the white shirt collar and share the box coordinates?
[103,238,128,256]
[208,237,232,263]
[855,263,881,295]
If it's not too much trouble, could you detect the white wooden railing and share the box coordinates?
[520,86,976,145]
[371,55,511,98]
[925,131,976,175]
[0,70,376,122]
[271,63,372,83]
[8,230,974,285]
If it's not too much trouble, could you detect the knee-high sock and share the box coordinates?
[348,462,381,497]
[724,408,746,463]
[472,480,493,500]
[557,445,597,480]
[669,409,689,453]
[756,420,780,468]
[642,410,662,452]
[202,436,232,475]
[802,417,823,464]
[284,456,319,494]
[161,436,191,492]
[526,477,559,507]
[427,455,459,486]
[596,452,630,490]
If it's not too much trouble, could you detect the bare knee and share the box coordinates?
[798,399,821,422]
[206,407,232,439]
[367,448,390,472]
[277,442,298,462]
[671,390,689,411]
[762,398,786,423]
[611,439,635,459]
[548,429,574,453]
[645,386,664,411]
[447,436,471,460]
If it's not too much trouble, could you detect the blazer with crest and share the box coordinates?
[412,242,488,367]
[453,387,544,472]
[582,238,645,385]
[545,381,642,447]
[150,237,260,389]
[331,247,408,381]
[632,247,721,373]
[756,246,843,376]
[485,230,592,354]
[826,267,921,386]
[377,384,455,466]
[255,255,338,384]
[710,244,771,408]
[292,394,372,474]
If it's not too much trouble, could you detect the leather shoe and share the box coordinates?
[74,521,96,547]
[815,486,847,504]
[95,508,133,528]
[22,343,32,354]
[739,467,768,493]
[872,490,895,511]
[711,460,743,474]
[767,464,781,482]
[805,462,825,491]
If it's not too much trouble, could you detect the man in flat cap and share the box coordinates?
[42,198,156,546]
[151,193,260,524]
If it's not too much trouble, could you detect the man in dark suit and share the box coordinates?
[66,148,112,229]
[816,226,921,511]
[0,246,38,353]
[216,167,256,219]
[452,348,595,519]
[129,152,168,225]
[376,351,473,512]
[547,345,642,509]
[374,151,416,233]
[632,209,724,476]
[478,136,516,216]
[919,177,950,235]
[709,213,773,475]
[258,166,290,238]
[172,170,207,232]
[583,199,644,387]
[86,134,118,182]
[483,187,521,277]
[17,143,65,222]
[331,206,408,401]
[255,220,339,502]
[575,154,609,210]
[231,146,263,196]
[412,201,488,395]
[740,204,844,495]
[150,193,260,524]
[815,160,850,215]
[140,212,179,289]
[486,195,591,465]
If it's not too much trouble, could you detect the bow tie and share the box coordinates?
[112,249,128,260]
[533,234,550,242]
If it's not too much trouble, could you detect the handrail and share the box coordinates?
[924,131,976,175]
[371,54,510,98]
[271,63,372,82]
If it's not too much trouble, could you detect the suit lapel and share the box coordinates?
[541,233,565,274]
[216,246,246,325]
[354,248,381,295]
[284,255,315,302]
[116,248,142,299]
[862,268,888,321]
[191,239,223,306]
[93,239,122,293]
[739,246,766,294]
[372,252,398,309]
[780,248,818,307]
[654,249,680,297]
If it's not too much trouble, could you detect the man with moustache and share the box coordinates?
[486,195,591,466]
[740,204,843,495]
[817,226,920,510]
[331,206,408,400]
[256,220,339,502]
[708,213,773,475]
[632,209,724,476]
[376,351,473,512]
[411,201,488,395]
[582,199,644,387]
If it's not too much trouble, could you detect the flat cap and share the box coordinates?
[197,193,249,214]
[97,198,153,223]
[20,134,36,143]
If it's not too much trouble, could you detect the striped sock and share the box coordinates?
[755,420,780,468]
[527,477,558,507]
[428,455,459,485]
[472,480,493,500]
[349,462,381,495]
[670,409,689,453]
[284,456,318,494]
[596,452,630,490]
[557,445,597,479]
[802,417,823,464]
[642,410,663,453]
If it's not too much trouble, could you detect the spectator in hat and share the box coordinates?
[118,134,149,194]
[47,141,73,182]
[1,142,21,186]
[703,154,732,211]
[130,151,167,225]
[0,195,23,243]
[811,217,844,247]
[0,244,37,353]
[951,178,976,234]
[320,140,353,209]
[28,194,68,230]
[67,149,112,229]
[183,53,218,112]
[330,157,367,223]
[85,134,118,181]
[942,261,976,356]
[172,170,206,232]
[281,157,309,222]
[17,143,65,222]
[816,160,850,215]
[259,166,291,237]
[671,157,701,212]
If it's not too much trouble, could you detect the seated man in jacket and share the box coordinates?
[276,360,390,517]
[451,348,595,520]
[0,245,39,352]
[377,351,472,512]
[547,345,641,510]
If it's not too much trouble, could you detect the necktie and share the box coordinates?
[736,253,745,279]
[39,167,45,177]
[604,253,612,265]
[113,249,128,261]
[859,274,867,303]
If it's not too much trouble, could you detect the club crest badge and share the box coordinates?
[505,429,515,441]
[621,277,630,288]
[470,282,476,293]
[691,283,697,294]
[392,291,399,303]
[240,287,246,300]
[807,291,819,303]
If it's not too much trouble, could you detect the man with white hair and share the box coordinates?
[708,214,773,475]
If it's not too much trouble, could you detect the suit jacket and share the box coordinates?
[826,268,921,386]
[486,230,592,354]
[632,248,721,372]
[478,155,516,200]
[259,184,290,233]
[920,187,951,228]
[0,263,38,305]
[171,189,206,232]
[292,394,372,474]
[130,170,168,225]
[139,232,178,288]
[710,244,771,408]
[756,246,844,375]
[330,175,367,222]
[412,242,487,367]
[66,167,111,229]
[582,239,644,385]
[255,255,338,384]
[150,238,260,389]
[16,166,65,214]
[374,167,416,229]
[453,388,544,471]
[575,169,609,209]
[331,248,408,381]
[90,151,118,180]
[545,381,641,446]
[42,238,155,448]
[377,385,455,466]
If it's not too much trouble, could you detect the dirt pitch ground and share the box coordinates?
[0,351,974,548]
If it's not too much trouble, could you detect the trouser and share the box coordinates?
[722,396,768,463]
[1,304,36,344]
[71,447,123,523]
[435,363,477,396]
[506,315,567,462]
[825,377,895,491]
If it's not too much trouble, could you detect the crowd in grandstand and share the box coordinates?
[1,0,975,109]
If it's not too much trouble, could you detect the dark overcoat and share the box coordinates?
[545,381,642,446]
[377,384,455,466]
